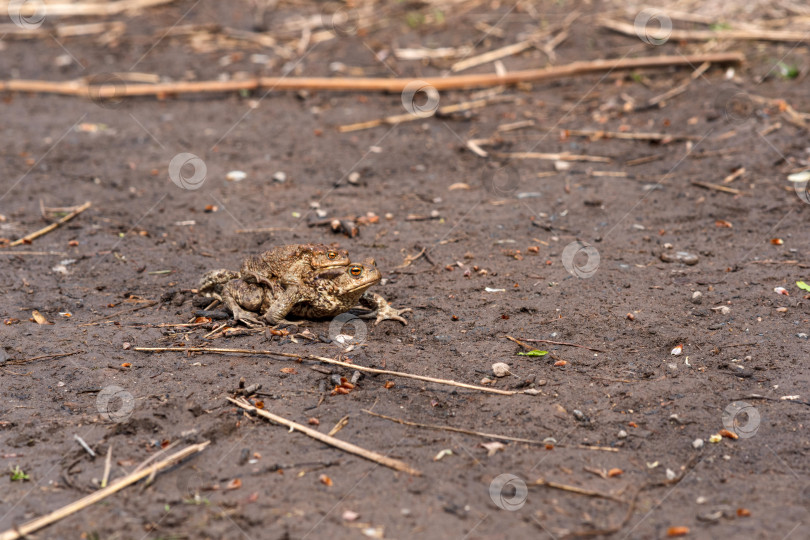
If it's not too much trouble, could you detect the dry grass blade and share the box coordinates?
[134,347,519,395]
[363,410,617,451]
[0,0,175,17]
[228,397,421,475]
[690,181,742,194]
[0,442,209,540]
[564,129,699,142]
[533,477,624,502]
[492,151,611,163]
[601,18,810,43]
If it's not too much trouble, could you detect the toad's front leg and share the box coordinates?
[356,292,411,325]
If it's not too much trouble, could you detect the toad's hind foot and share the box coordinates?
[357,292,411,325]
[229,305,265,328]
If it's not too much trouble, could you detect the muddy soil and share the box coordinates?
[1,1,809,539]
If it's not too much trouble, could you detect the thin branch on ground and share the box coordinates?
[228,397,421,475]
[0,53,744,99]
[9,201,91,247]
[0,442,209,540]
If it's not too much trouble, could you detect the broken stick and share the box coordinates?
[228,397,421,475]
[0,442,209,540]
[1,53,744,99]
[9,201,92,247]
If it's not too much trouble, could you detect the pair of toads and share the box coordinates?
[199,244,410,327]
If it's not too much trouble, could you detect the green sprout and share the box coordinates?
[10,465,30,482]
[777,61,799,80]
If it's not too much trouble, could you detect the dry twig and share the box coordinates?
[9,201,91,247]
[228,398,421,475]
[690,181,742,195]
[510,335,607,353]
[1,53,744,99]
[0,442,209,540]
[1,351,82,367]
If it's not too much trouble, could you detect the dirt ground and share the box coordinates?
[1,0,809,538]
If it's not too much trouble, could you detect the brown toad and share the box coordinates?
[239,243,350,288]
[199,243,350,321]
[214,259,410,327]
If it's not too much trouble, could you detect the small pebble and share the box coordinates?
[787,170,810,182]
[617,429,628,439]
[691,291,703,304]
[554,161,570,171]
[54,54,72,67]
[250,54,270,64]
[347,172,360,185]
[272,171,287,183]
[666,468,676,480]
[692,438,704,449]
[660,251,699,265]
[226,170,247,182]
[573,409,586,421]
[492,362,511,377]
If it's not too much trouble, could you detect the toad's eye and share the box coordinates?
[349,266,362,276]
[327,251,338,260]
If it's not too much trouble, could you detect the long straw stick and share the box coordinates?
[0,442,209,540]
[134,347,519,396]
[1,53,744,99]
